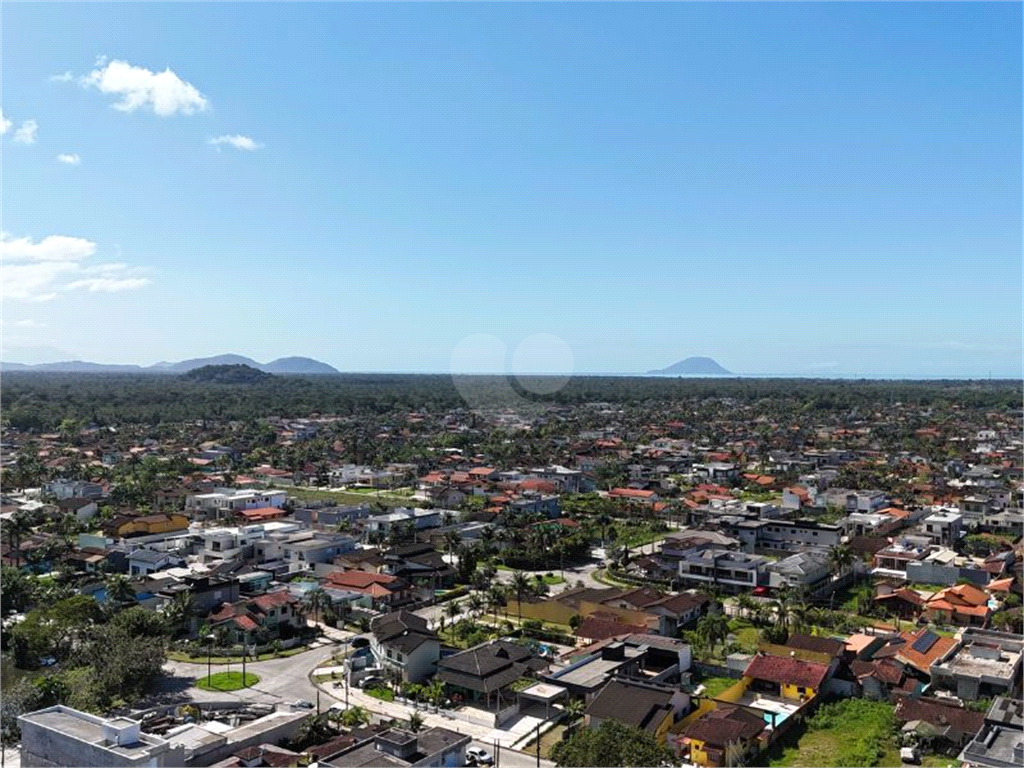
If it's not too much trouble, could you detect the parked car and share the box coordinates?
[290,699,314,710]
[466,747,494,765]
[752,586,770,597]
[359,675,384,689]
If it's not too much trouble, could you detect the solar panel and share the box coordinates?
[911,630,939,655]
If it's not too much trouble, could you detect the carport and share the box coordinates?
[518,683,568,720]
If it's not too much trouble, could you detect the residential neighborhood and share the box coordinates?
[0,376,1020,767]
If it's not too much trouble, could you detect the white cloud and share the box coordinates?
[0,111,11,134]
[1,234,97,262]
[208,134,262,151]
[65,277,151,293]
[57,153,81,165]
[13,120,38,144]
[50,71,74,83]
[81,58,209,116]
[14,319,47,328]
[0,233,150,301]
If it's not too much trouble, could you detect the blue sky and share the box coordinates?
[1,2,1021,377]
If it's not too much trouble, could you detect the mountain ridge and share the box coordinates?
[647,356,733,376]
[0,354,340,375]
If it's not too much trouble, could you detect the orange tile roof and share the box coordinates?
[895,628,958,675]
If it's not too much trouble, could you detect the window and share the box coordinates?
[397,653,403,662]
[387,650,393,660]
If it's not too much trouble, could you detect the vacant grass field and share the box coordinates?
[700,677,739,699]
[195,671,259,691]
[727,619,762,653]
[768,699,900,767]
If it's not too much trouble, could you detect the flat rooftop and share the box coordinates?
[19,708,165,758]
[549,649,643,689]
[936,643,1022,681]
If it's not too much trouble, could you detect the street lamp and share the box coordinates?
[205,633,216,686]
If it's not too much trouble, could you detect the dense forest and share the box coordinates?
[0,371,1020,431]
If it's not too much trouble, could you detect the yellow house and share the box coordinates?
[679,706,766,767]
[742,651,830,701]
[116,513,189,537]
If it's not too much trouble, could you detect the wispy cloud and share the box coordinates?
[0,233,151,301]
[209,134,263,151]
[0,111,11,134]
[14,319,47,328]
[57,153,81,165]
[81,58,208,116]
[50,71,74,83]
[13,119,38,144]
[65,277,151,293]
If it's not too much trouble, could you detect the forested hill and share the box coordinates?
[182,364,274,384]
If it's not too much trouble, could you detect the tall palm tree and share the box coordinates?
[467,593,485,621]
[444,600,462,626]
[4,513,33,568]
[304,587,330,626]
[510,571,532,623]
[487,585,507,623]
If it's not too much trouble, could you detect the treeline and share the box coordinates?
[1,371,1019,430]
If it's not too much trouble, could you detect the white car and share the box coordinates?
[466,747,493,765]
[290,700,314,710]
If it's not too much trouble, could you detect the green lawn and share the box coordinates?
[768,699,899,767]
[366,687,395,702]
[195,672,259,691]
[727,619,762,653]
[700,677,738,698]
[920,757,959,768]
[611,523,668,548]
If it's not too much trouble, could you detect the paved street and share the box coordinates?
[470,739,554,768]
[161,642,343,710]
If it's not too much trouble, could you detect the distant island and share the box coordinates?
[183,364,274,384]
[0,353,340,375]
[647,356,733,376]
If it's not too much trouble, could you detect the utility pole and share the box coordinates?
[536,723,541,768]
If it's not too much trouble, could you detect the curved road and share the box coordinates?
[161,643,343,708]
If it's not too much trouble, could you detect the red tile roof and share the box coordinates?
[743,653,831,690]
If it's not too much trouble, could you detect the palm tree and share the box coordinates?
[596,513,613,546]
[828,543,855,581]
[4,513,33,568]
[564,698,586,730]
[443,531,462,562]
[510,571,532,623]
[163,591,194,637]
[735,593,757,621]
[305,587,330,627]
[407,711,425,733]
[105,574,137,610]
[341,705,370,728]
[467,593,485,621]
[487,585,507,623]
[697,613,730,657]
[444,600,462,627]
